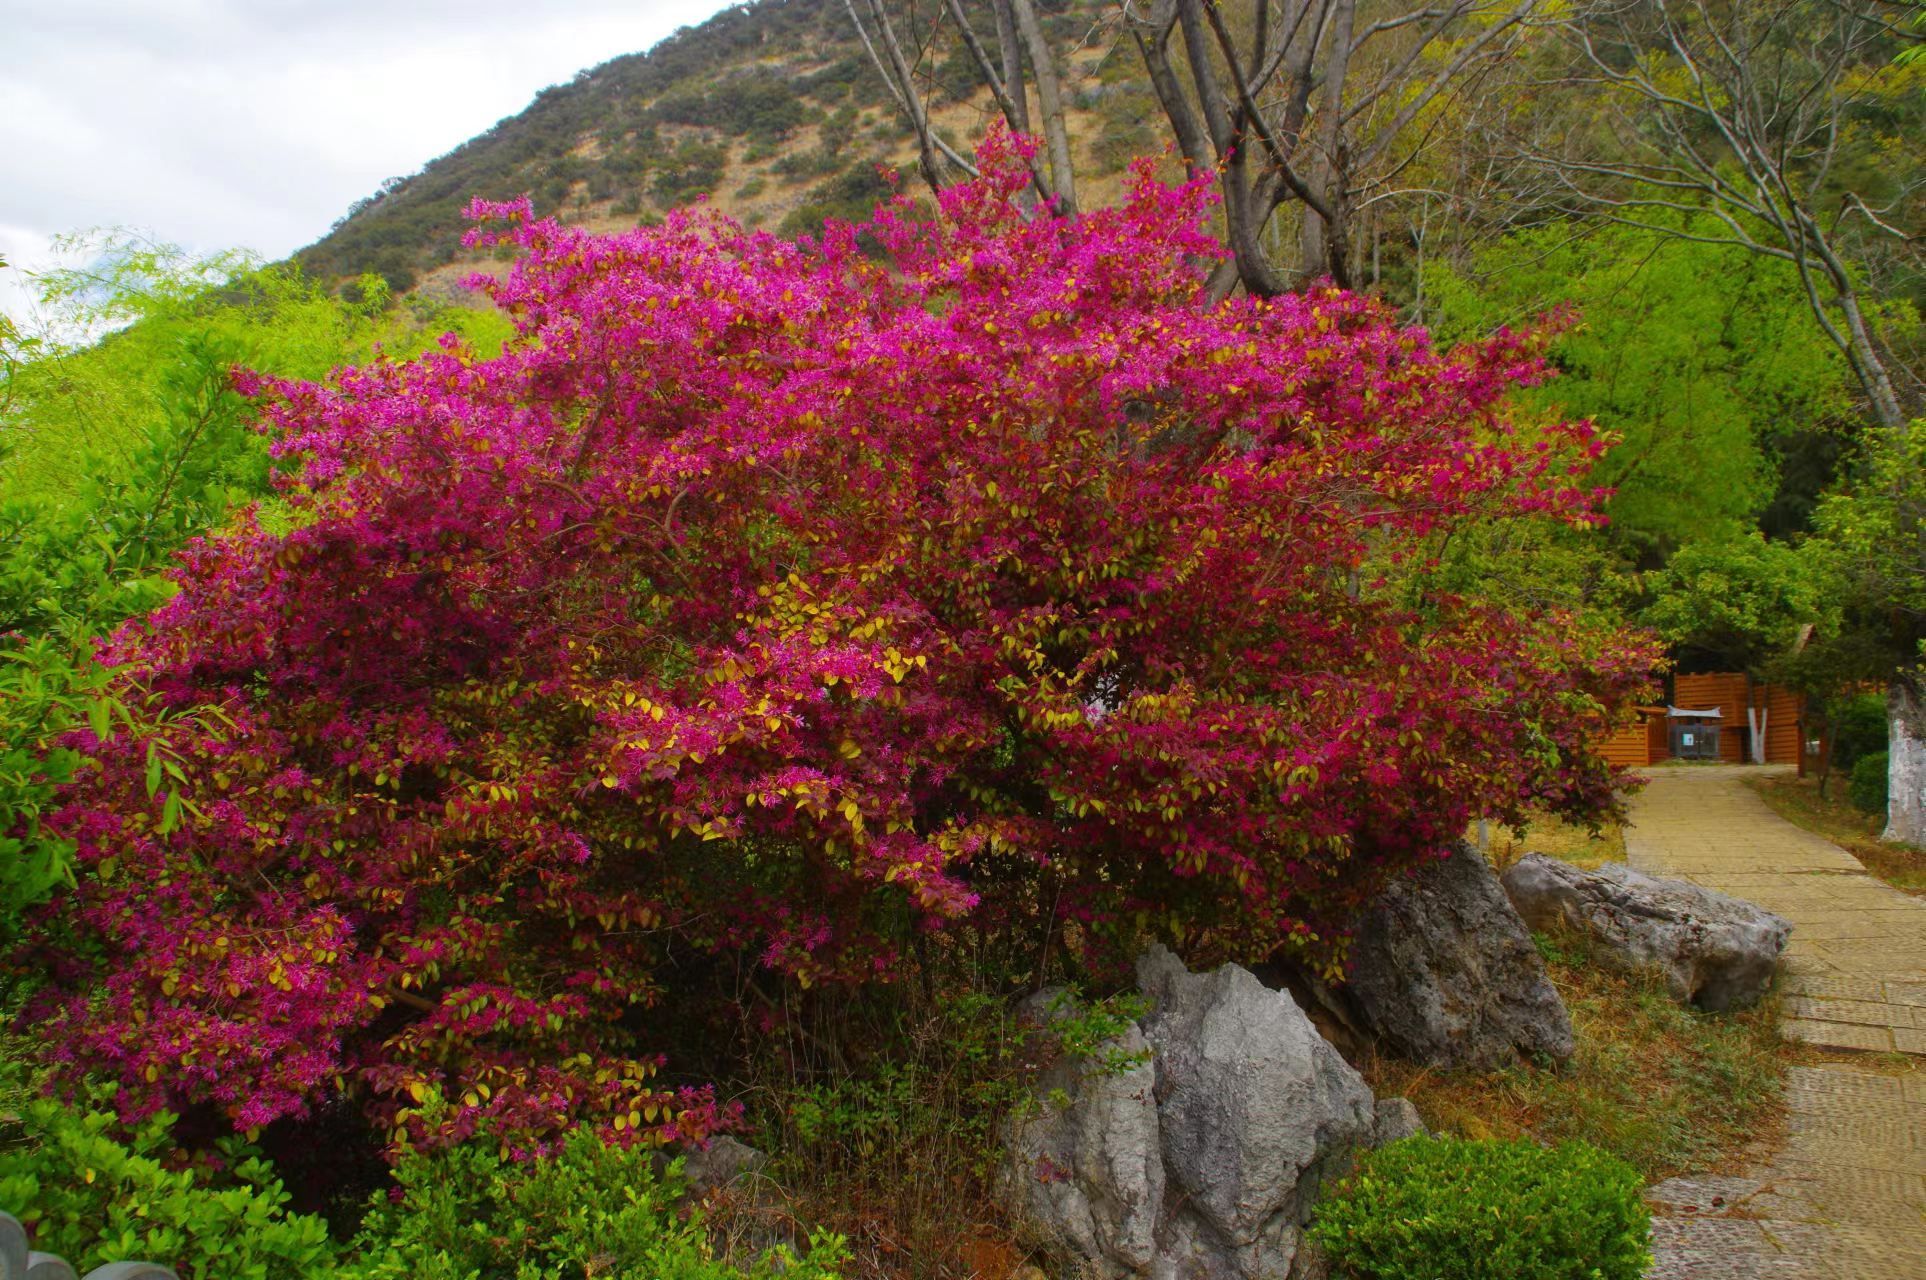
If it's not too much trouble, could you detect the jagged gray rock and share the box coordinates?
[1343,841,1575,1068]
[1002,947,1378,1280]
[1501,854,1790,1011]
[1002,990,1163,1272]
[1137,945,1377,1279]
[680,1134,769,1194]
[1371,1097,1426,1146]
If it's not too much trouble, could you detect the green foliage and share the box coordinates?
[1309,1136,1652,1280]
[777,163,899,238]
[652,141,730,205]
[770,146,846,184]
[756,980,1148,1270]
[1850,750,1890,815]
[1424,513,1637,638]
[1,234,508,509]
[1643,533,1823,672]
[1090,88,1166,175]
[1830,692,1889,771]
[1427,219,1852,557]
[0,1085,844,1280]
[653,71,808,142]
[0,1091,338,1280]
[0,236,509,940]
[0,635,121,933]
[346,1127,846,1280]
[772,989,1033,1188]
[1807,420,1926,664]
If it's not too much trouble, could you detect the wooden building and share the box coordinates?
[1596,674,1805,768]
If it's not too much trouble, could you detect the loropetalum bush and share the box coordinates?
[27,133,1653,1155]
[1308,1135,1652,1280]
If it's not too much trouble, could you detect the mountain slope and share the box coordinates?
[297,0,1153,297]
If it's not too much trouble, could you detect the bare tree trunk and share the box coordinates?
[992,0,1030,133]
[1838,288,1908,430]
[1297,0,1355,284]
[844,0,982,192]
[1884,675,1926,844]
[1008,0,1077,212]
[941,0,1054,201]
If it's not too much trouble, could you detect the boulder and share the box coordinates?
[1500,854,1790,1011]
[1002,946,1378,1280]
[1002,991,1163,1272]
[1371,1097,1426,1147]
[1343,841,1575,1069]
[680,1135,769,1194]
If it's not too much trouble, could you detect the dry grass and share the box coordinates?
[1746,773,1926,896]
[1359,930,1791,1183]
[1480,812,1627,872]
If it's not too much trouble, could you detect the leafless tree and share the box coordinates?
[847,0,1547,299]
[842,0,1073,207]
[1126,0,1542,297]
[1531,0,1923,428]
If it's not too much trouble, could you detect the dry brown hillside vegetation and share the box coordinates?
[299,0,1157,299]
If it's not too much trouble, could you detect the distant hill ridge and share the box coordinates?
[299,0,1142,298]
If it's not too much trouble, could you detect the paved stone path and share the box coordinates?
[1623,764,1926,1280]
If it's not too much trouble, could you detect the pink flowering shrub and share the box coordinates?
[28,136,1654,1154]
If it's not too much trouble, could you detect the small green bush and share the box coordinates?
[1309,1135,1651,1280]
[0,1094,337,1280]
[1850,750,1889,816]
[1829,693,1887,772]
[347,1126,847,1280]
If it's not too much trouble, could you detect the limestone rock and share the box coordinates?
[1501,854,1790,1011]
[1137,944,1377,1277]
[1001,991,1163,1273]
[681,1135,769,1193]
[1003,947,1378,1280]
[1371,1096,1426,1146]
[1344,841,1575,1068]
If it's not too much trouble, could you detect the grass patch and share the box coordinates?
[1480,812,1626,872]
[1747,772,1926,895]
[1360,929,1788,1182]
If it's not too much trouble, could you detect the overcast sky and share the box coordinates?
[0,0,737,323]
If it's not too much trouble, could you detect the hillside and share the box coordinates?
[297,0,1153,298]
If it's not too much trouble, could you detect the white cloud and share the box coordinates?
[0,0,737,321]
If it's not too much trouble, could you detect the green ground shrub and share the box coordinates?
[0,1093,338,1280]
[1308,1135,1651,1280]
[0,1091,846,1280]
[347,1126,847,1280]
[1850,750,1889,815]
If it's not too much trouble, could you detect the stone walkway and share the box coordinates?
[1623,764,1926,1280]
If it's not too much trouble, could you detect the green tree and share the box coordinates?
[1428,219,1854,561]
[1645,535,1823,673]
[1804,421,1926,838]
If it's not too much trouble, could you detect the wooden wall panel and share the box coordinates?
[1668,674,1805,764]
[1674,673,1749,722]
[1764,686,1805,765]
[1600,722,1653,767]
